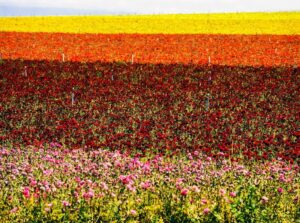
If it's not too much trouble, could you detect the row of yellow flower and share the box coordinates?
[0,12,299,34]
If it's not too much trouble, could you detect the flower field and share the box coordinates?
[1,32,299,66]
[0,146,299,222]
[1,60,299,161]
[0,13,300,222]
[0,12,300,34]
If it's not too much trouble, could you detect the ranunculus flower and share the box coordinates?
[22,187,30,199]
[191,185,200,193]
[30,180,37,187]
[220,188,226,196]
[140,181,151,190]
[261,196,269,204]
[130,209,137,216]
[203,208,210,215]
[62,200,70,207]
[83,189,95,200]
[10,207,18,214]
[181,188,189,196]
[201,199,208,205]
[229,191,237,198]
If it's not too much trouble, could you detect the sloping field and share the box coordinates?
[0,12,300,34]
[1,12,300,223]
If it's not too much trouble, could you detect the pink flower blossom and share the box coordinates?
[201,199,208,205]
[220,188,226,196]
[191,185,200,193]
[261,196,269,204]
[181,188,189,196]
[230,191,237,198]
[130,209,137,215]
[126,184,136,193]
[62,200,70,207]
[140,181,151,190]
[278,187,283,194]
[101,182,109,191]
[119,175,132,185]
[10,207,18,214]
[83,189,95,200]
[45,207,51,212]
[30,180,37,187]
[22,187,30,199]
[203,208,210,215]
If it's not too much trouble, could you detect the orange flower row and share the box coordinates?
[0,32,299,66]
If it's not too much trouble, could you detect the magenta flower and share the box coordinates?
[181,188,189,196]
[278,187,283,194]
[30,180,37,187]
[119,175,132,185]
[22,187,30,199]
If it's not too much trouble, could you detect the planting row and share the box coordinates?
[0,60,299,161]
[0,145,299,222]
[0,32,300,66]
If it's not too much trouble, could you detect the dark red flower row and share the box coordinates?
[0,59,299,161]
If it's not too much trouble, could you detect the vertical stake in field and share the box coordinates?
[62,53,65,62]
[71,87,75,106]
[205,93,210,111]
[24,66,27,77]
[131,54,135,64]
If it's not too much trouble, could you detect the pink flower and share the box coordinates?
[73,191,79,198]
[22,187,30,199]
[44,207,51,212]
[126,184,136,193]
[261,196,269,204]
[83,189,95,200]
[181,188,189,196]
[220,188,226,196]
[140,181,151,190]
[191,185,200,193]
[203,208,210,215]
[30,180,37,187]
[62,200,70,207]
[130,209,137,216]
[278,187,283,194]
[119,175,132,185]
[201,199,208,205]
[10,207,18,214]
[229,192,237,198]
[101,182,108,191]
